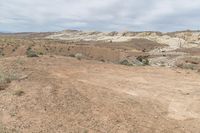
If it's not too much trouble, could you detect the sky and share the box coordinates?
[0,0,200,32]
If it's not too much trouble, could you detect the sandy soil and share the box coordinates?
[0,56,200,133]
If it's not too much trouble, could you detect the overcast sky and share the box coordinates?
[0,0,200,32]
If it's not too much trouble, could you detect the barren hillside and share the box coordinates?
[0,31,200,133]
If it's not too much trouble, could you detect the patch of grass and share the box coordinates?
[15,58,24,65]
[0,123,18,133]
[0,69,18,90]
[0,124,9,133]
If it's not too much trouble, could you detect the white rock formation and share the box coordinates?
[46,30,200,51]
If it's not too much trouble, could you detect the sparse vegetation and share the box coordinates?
[119,57,150,66]
[0,82,8,91]
[0,123,17,133]
[75,53,83,60]
[15,58,25,65]
[12,46,18,52]
[0,49,4,57]
[177,63,196,70]
[176,57,200,70]
[83,129,88,133]
[160,62,166,67]
[1,31,200,133]
[26,47,39,57]
[0,69,19,90]
[38,52,44,55]
[14,90,25,96]
[119,59,133,66]
[136,56,149,66]
[69,54,75,57]
[100,59,105,62]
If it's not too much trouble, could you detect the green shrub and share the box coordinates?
[26,47,39,57]
[38,52,44,55]
[136,56,149,66]
[69,54,75,57]
[100,59,105,62]
[119,60,133,66]
[142,59,149,65]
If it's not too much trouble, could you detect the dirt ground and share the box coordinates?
[0,33,200,133]
[0,55,200,133]
[0,37,154,63]
[176,48,200,56]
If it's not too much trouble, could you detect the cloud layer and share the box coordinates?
[0,0,200,32]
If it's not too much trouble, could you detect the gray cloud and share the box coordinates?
[0,0,200,32]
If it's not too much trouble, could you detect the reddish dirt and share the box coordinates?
[0,56,200,133]
[0,38,148,63]
[176,48,200,56]
[92,38,166,52]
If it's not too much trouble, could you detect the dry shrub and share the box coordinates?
[26,47,39,57]
[14,90,25,96]
[75,53,84,60]
[136,56,149,66]
[0,69,19,90]
[119,60,133,66]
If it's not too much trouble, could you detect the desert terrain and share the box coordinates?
[0,30,200,133]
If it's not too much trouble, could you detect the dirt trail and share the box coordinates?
[0,56,200,133]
